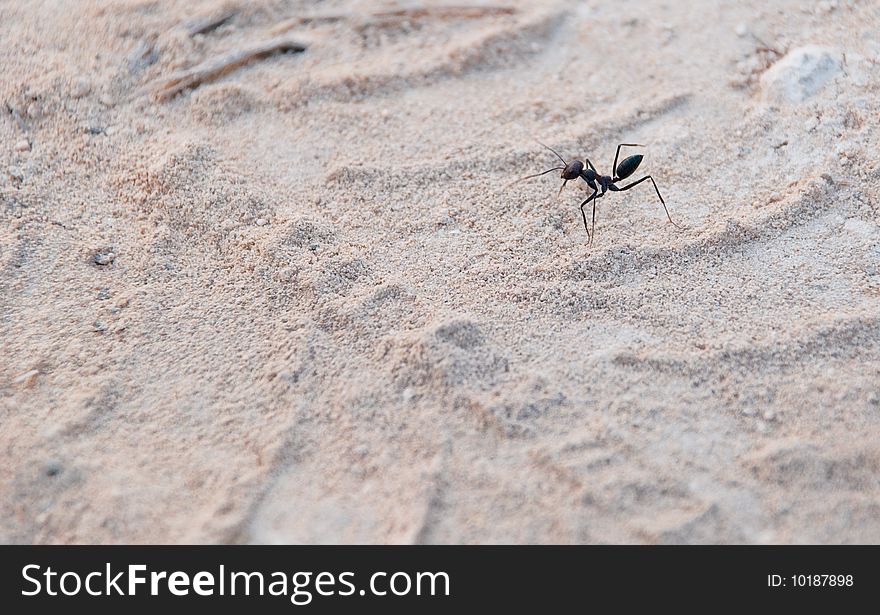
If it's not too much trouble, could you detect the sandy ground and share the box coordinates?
[2,0,880,544]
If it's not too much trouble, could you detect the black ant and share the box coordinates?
[519,142,681,243]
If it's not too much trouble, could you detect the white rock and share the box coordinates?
[71,76,91,99]
[26,102,42,119]
[14,369,40,387]
[14,139,30,152]
[93,251,115,265]
[760,45,843,103]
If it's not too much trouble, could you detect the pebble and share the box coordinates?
[71,76,91,99]
[44,460,62,477]
[26,102,42,119]
[742,407,757,417]
[869,392,880,406]
[255,218,267,226]
[762,409,776,421]
[816,0,835,14]
[93,250,115,265]
[735,22,749,37]
[93,320,107,332]
[13,369,40,387]
[14,139,31,152]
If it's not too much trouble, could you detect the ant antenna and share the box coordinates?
[510,141,568,187]
[512,166,564,185]
[536,141,567,166]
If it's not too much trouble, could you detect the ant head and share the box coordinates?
[561,160,584,180]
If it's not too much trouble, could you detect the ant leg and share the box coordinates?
[585,158,597,174]
[614,175,681,228]
[612,143,643,178]
[590,192,605,244]
[579,189,598,240]
[512,166,563,185]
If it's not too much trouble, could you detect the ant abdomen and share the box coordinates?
[615,154,643,180]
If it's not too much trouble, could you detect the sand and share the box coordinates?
[2,0,879,544]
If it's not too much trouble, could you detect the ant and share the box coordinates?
[519,142,681,243]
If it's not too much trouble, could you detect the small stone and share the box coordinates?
[13,369,40,387]
[8,166,24,180]
[26,102,42,119]
[93,250,115,265]
[71,76,91,99]
[869,392,880,406]
[742,407,757,417]
[255,218,267,226]
[14,139,31,152]
[762,409,776,421]
[44,460,62,477]
[99,93,115,107]
[93,320,107,332]
[115,296,130,308]
[104,125,116,136]
[735,22,749,37]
